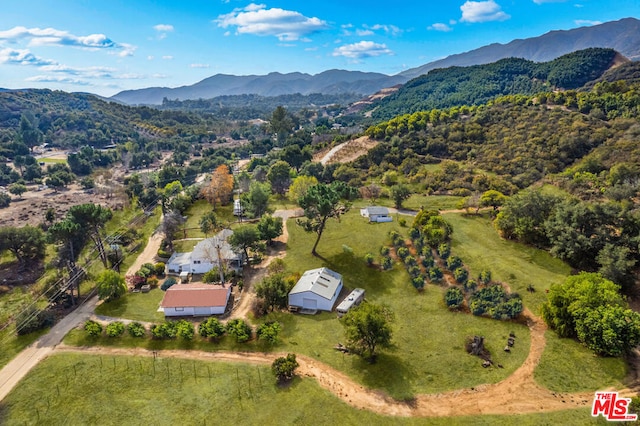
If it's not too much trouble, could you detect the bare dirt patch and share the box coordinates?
[0,184,126,229]
[313,136,379,166]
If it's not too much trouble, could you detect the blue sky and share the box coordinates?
[1,0,638,96]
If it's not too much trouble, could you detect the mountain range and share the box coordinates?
[111,17,640,106]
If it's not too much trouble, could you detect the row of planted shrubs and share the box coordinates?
[83,318,281,344]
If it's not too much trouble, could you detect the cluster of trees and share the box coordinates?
[369,48,618,121]
[495,189,640,291]
[542,272,640,356]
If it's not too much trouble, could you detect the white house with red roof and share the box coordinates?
[160,283,231,317]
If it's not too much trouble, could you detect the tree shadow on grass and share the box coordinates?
[349,352,416,401]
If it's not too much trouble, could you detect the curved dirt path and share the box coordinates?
[54,311,603,417]
[126,231,164,277]
[226,209,301,321]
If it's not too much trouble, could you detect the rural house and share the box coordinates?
[160,283,231,317]
[166,229,244,275]
[288,267,343,313]
[360,206,392,223]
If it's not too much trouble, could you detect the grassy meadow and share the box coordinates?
[0,352,609,426]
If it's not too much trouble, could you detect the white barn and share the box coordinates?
[288,267,343,312]
[166,229,244,275]
[160,283,231,317]
[360,206,392,223]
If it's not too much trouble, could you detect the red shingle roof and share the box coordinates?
[160,283,230,308]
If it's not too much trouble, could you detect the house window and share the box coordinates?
[175,307,184,311]
[194,260,201,264]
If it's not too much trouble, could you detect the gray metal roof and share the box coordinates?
[191,229,241,262]
[289,267,342,300]
[361,206,389,216]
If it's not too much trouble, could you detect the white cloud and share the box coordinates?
[574,19,601,26]
[147,55,155,60]
[190,63,210,68]
[533,0,567,3]
[162,55,173,60]
[0,47,57,66]
[153,24,174,32]
[25,75,92,85]
[332,41,393,59]
[429,23,453,32]
[460,1,510,23]
[0,26,135,56]
[215,3,329,41]
[356,29,374,36]
[368,24,403,36]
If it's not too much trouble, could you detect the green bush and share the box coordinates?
[411,276,425,290]
[157,249,171,259]
[199,317,225,340]
[84,320,103,337]
[428,267,443,283]
[381,256,393,270]
[469,285,523,320]
[105,321,125,337]
[226,319,252,343]
[396,247,409,260]
[398,218,407,227]
[154,262,166,276]
[151,321,177,339]
[175,319,195,340]
[478,269,492,285]
[256,321,281,344]
[437,243,450,259]
[15,306,54,335]
[147,277,159,288]
[446,256,463,270]
[380,246,390,256]
[445,287,464,309]
[454,267,468,284]
[127,322,146,338]
[364,253,375,265]
[421,256,434,268]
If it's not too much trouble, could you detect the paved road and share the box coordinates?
[0,295,99,401]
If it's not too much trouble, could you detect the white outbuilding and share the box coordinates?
[160,283,231,317]
[360,206,392,223]
[288,267,343,313]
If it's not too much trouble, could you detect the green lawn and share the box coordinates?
[178,199,238,240]
[362,195,463,212]
[278,210,531,399]
[0,352,607,426]
[94,288,165,323]
[535,331,627,392]
[0,328,48,369]
[443,212,571,314]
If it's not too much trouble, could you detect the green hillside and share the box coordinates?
[370,48,619,121]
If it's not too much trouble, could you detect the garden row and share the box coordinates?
[83,318,282,344]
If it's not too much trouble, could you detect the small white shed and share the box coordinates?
[360,206,392,223]
[160,283,230,317]
[336,288,365,317]
[288,267,343,312]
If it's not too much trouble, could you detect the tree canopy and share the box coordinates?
[340,302,394,361]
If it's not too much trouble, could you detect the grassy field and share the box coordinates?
[0,352,608,426]
[177,199,238,240]
[276,210,531,399]
[535,331,627,392]
[364,194,463,212]
[443,212,571,314]
[94,288,165,323]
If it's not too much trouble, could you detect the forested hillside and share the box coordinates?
[362,80,640,192]
[370,48,621,121]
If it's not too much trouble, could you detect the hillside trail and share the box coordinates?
[54,309,603,417]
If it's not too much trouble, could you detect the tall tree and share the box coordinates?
[267,160,292,196]
[340,303,394,361]
[256,214,283,245]
[255,273,291,312]
[297,182,352,256]
[242,181,271,218]
[48,219,86,303]
[202,164,234,209]
[199,211,219,237]
[390,184,411,209]
[67,204,113,268]
[270,106,294,145]
[228,225,260,262]
[288,175,318,203]
[96,270,127,302]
